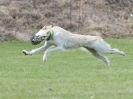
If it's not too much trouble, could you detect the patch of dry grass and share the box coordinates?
[0,0,132,41]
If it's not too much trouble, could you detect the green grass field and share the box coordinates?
[0,39,133,99]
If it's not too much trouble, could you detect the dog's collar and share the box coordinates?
[47,30,54,41]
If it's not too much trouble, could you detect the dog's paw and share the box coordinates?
[22,50,30,55]
[121,51,126,56]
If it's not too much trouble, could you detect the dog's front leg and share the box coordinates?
[43,47,64,62]
[23,41,50,55]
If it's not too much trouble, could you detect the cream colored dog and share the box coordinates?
[23,25,125,67]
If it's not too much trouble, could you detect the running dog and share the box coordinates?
[23,25,125,67]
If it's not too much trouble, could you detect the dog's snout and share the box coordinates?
[31,38,35,43]
[31,37,36,42]
[30,35,43,45]
[31,36,35,42]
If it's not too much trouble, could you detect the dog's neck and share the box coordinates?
[47,30,54,41]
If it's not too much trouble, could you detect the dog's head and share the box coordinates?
[31,25,53,45]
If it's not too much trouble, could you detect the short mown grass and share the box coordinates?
[0,39,133,99]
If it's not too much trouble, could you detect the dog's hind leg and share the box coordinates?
[85,48,110,67]
[92,39,125,56]
[107,48,125,56]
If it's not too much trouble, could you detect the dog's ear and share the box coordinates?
[46,25,53,29]
[42,25,46,30]
[42,25,53,30]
